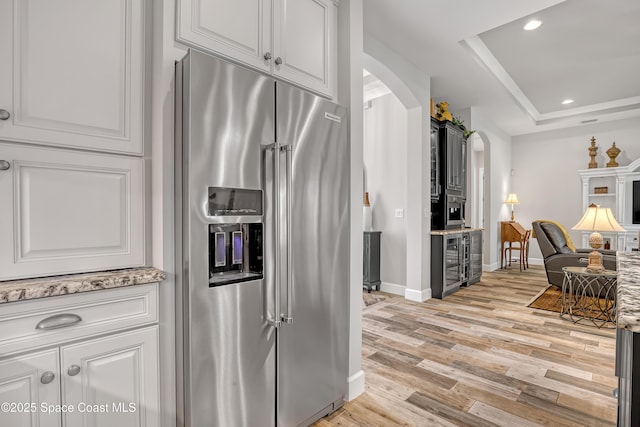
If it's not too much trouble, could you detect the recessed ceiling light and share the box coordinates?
[561,99,574,105]
[523,20,542,31]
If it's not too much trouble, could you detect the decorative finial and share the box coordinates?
[588,136,598,169]
[606,142,621,168]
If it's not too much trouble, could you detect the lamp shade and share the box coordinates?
[505,193,519,205]
[572,203,625,232]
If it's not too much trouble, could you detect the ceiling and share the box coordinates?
[363,0,640,136]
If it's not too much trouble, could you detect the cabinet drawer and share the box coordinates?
[0,283,158,356]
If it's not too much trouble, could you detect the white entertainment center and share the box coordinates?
[579,157,640,252]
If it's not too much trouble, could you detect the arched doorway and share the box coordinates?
[363,49,431,301]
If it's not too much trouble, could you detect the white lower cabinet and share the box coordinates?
[62,327,159,427]
[0,285,159,427]
[0,142,145,281]
[0,349,61,427]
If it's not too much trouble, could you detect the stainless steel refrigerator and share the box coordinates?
[175,49,350,427]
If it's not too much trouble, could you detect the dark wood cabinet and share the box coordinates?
[431,233,463,299]
[430,118,440,201]
[431,229,482,299]
[468,230,482,284]
[444,122,466,195]
[431,120,467,230]
[363,231,381,292]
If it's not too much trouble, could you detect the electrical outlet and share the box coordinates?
[395,209,405,218]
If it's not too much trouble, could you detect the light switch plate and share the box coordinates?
[395,209,405,218]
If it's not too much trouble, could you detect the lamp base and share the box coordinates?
[585,249,605,273]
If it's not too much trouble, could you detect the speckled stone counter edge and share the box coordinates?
[431,227,484,235]
[0,267,167,304]
[616,252,640,332]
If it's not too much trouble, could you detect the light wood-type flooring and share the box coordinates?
[314,266,617,426]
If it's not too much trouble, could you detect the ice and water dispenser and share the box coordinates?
[207,187,263,287]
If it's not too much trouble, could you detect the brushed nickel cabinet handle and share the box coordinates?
[67,365,81,376]
[275,57,282,65]
[0,109,9,120]
[40,371,55,384]
[264,52,272,60]
[0,160,10,171]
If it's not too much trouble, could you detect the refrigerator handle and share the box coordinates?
[266,142,281,329]
[281,145,293,325]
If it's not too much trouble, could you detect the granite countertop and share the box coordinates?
[0,267,167,305]
[431,227,484,235]
[617,252,640,332]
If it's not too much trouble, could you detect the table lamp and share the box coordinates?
[505,193,519,221]
[571,203,625,272]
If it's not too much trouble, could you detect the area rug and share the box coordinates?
[527,285,614,321]
[362,291,394,307]
[527,285,563,312]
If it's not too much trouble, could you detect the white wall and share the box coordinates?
[151,2,189,424]
[337,0,365,402]
[512,117,640,263]
[472,142,485,229]
[363,93,408,292]
[470,107,512,271]
[363,35,431,302]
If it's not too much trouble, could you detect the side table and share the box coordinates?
[363,231,381,292]
[561,266,617,328]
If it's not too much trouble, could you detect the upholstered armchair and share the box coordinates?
[531,220,617,287]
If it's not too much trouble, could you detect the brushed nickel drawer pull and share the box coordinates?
[35,313,82,330]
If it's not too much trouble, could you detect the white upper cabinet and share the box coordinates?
[272,0,335,96]
[177,0,337,98]
[176,0,272,73]
[0,0,146,155]
[0,143,145,281]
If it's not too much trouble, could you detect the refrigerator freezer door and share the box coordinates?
[178,50,276,427]
[275,83,349,426]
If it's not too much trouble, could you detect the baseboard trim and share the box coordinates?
[404,287,431,302]
[380,281,405,296]
[528,257,544,266]
[484,262,499,271]
[347,370,365,401]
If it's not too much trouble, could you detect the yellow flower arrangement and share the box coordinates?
[435,102,453,122]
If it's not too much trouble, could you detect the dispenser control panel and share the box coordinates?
[208,187,262,216]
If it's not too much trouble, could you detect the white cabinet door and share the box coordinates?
[61,327,159,427]
[272,0,335,96]
[0,349,61,427]
[0,0,146,155]
[0,143,145,281]
[176,0,336,98]
[177,0,272,72]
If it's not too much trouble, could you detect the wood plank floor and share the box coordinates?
[313,266,617,427]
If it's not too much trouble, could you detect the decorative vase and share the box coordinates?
[606,142,620,168]
[588,136,598,169]
[363,192,373,231]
